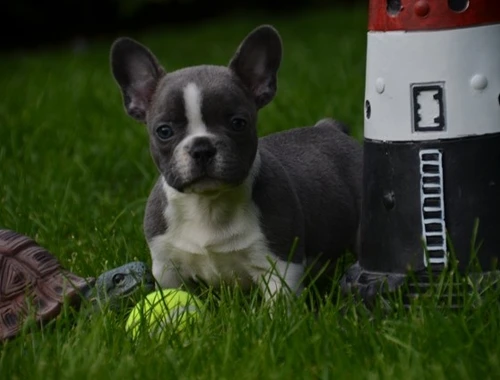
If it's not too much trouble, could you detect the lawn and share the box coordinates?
[1,6,499,380]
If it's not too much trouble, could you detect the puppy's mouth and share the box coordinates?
[182,176,236,195]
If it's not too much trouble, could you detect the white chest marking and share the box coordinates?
[150,177,272,289]
[148,156,304,299]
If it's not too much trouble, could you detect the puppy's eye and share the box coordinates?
[112,273,125,285]
[156,124,174,140]
[230,117,247,131]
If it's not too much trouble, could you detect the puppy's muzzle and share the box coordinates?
[188,136,217,168]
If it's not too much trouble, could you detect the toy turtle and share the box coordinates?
[0,229,156,342]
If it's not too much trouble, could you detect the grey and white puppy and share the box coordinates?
[110,25,363,301]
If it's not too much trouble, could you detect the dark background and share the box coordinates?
[2,0,366,52]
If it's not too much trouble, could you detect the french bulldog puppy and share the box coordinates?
[110,25,363,301]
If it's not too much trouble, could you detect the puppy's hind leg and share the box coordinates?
[256,258,305,305]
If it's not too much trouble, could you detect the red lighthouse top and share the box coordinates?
[369,0,500,31]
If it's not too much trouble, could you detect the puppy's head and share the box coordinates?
[110,25,282,194]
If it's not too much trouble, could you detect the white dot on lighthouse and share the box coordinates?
[375,78,385,94]
[470,74,488,91]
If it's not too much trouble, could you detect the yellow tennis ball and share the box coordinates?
[125,289,203,341]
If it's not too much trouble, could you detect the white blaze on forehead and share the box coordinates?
[174,82,215,182]
[183,82,207,135]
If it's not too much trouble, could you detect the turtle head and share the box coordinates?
[87,261,155,311]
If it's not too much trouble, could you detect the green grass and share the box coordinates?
[1,6,499,380]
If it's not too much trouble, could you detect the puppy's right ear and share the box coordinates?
[229,25,282,109]
[110,38,165,123]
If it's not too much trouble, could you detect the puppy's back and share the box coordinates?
[259,119,363,275]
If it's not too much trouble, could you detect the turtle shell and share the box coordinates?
[0,229,95,342]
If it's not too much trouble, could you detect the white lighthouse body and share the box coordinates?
[365,24,500,142]
[341,0,500,300]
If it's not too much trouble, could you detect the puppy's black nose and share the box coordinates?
[189,137,217,166]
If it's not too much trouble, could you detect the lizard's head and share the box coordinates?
[88,261,155,311]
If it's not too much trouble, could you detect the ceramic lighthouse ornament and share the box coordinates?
[341,0,500,300]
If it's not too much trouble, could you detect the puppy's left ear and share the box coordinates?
[110,37,165,123]
[229,25,282,109]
